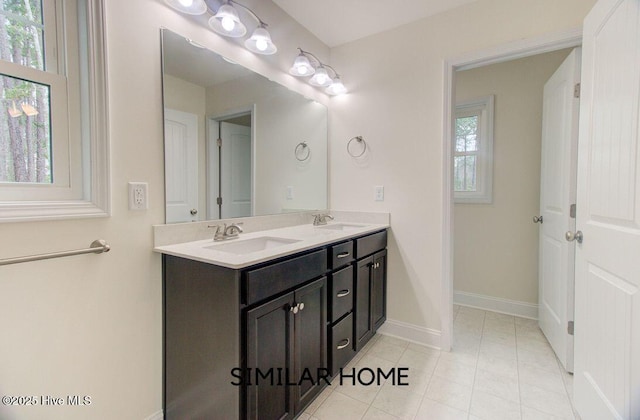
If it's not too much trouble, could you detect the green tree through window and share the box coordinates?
[0,0,52,183]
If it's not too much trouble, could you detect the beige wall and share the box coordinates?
[453,49,572,306]
[0,1,328,418]
[328,0,596,333]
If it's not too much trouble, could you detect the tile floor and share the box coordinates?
[300,305,577,420]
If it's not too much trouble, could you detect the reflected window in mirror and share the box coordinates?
[161,28,327,224]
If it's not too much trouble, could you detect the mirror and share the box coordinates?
[161,29,328,223]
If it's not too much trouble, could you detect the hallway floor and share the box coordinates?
[300,305,577,419]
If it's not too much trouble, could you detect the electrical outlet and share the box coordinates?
[128,182,148,210]
[374,186,384,201]
[286,186,294,200]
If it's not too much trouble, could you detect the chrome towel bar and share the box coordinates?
[0,239,110,267]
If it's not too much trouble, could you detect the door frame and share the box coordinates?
[206,105,256,219]
[440,28,582,351]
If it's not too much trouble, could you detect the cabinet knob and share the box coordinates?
[298,302,305,311]
[290,304,299,314]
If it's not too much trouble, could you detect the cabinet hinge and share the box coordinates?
[574,83,581,98]
[570,204,576,219]
[217,197,222,205]
[217,138,222,147]
[568,321,574,335]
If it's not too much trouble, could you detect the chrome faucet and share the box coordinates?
[208,222,244,241]
[312,213,334,226]
[224,223,244,238]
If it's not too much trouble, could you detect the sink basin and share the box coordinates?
[315,223,366,231]
[204,236,301,255]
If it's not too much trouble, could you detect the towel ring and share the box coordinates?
[347,136,367,158]
[295,141,311,161]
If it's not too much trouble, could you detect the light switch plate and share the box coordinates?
[286,186,294,200]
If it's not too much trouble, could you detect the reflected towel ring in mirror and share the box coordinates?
[347,136,367,158]
[295,141,311,161]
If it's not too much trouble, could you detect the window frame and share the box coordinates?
[453,95,494,204]
[0,0,109,222]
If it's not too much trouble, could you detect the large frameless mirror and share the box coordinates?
[161,28,328,223]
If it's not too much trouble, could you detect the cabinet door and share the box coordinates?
[371,250,387,331]
[355,256,374,351]
[246,292,295,420]
[293,277,327,413]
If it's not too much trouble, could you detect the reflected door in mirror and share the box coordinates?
[221,121,252,218]
[165,109,199,223]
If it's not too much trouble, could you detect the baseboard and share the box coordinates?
[145,410,163,420]
[454,290,538,319]
[377,318,441,350]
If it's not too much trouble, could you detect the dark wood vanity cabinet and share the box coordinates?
[163,228,387,420]
[355,232,388,351]
[245,277,326,420]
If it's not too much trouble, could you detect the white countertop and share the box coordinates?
[153,221,388,269]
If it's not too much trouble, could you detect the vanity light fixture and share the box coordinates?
[209,1,277,54]
[289,48,348,95]
[164,0,208,15]
[164,0,277,55]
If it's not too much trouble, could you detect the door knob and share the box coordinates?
[532,216,543,224]
[565,230,583,243]
[190,208,198,215]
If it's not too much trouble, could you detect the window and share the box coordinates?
[454,95,493,203]
[0,0,109,222]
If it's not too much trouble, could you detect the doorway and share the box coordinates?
[441,30,583,353]
[207,108,255,220]
[451,47,579,373]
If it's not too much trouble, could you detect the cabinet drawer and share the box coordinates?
[330,313,355,376]
[355,230,387,259]
[244,249,327,305]
[329,241,354,269]
[330,266,353,323]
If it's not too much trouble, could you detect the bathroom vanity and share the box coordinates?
[157,219,388,419]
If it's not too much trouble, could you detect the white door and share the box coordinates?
[574,0,640,418]
[537,48,581,373]
[221,121,252,218]
[164,109,198,223]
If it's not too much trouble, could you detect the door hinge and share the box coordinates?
[574,83,581,98]
[570,204,576,219]
[217,138,222,147]
[216,197,222,205]
[568,321,574,335]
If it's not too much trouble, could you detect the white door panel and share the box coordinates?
[221,122,252,219]
[164,109,198,223]
[538,48,581,372]
[574,0,640,418]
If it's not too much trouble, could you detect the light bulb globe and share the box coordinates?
[289,54,315,77]
[164,0,207,15]
[209,4,246,37]
[309,67,332,87]
[256,39,268,51]
[326,77,347,95]
[221,16,235,31]
[244,26,277,55]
